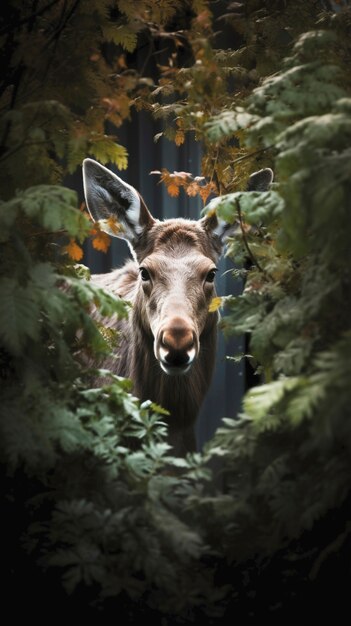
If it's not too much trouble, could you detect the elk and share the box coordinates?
[82,159,273,456]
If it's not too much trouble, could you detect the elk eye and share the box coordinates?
[205,269,217,283]
[140,267,151,282]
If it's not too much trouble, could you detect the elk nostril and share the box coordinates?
[165,351,190,367]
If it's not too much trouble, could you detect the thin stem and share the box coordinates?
[42,0,80,82]
[139,32,155,76]
[0,65,25,156]
[210,150,223,195]
[235,197,268,276]
[232,144,276,166]
[45,0,80,48]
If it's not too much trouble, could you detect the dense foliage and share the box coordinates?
[1,1,351,624]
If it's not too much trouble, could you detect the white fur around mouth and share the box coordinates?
[187,347,196,364]
[158,346,196,376]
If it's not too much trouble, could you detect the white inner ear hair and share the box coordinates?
[121,187,142,235]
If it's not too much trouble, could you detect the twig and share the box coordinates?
[211,148,230,196]
[42,0,80,83]
[235,197,267,276]
[0,65,25,156]
[45,0,80,47]
[232,144,276,166]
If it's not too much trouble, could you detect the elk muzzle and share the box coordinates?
[156,317,198,376]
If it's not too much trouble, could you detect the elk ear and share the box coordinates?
[246,167,274,192]
[202,167,274,244]
[82,158,155,243]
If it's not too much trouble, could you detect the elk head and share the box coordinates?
[82,159,273,376]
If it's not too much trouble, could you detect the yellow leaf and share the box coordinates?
[65,239,84,262]
[208,297,222,313]
[175,130,185,146]
[90,139,128,171]
[92,231,111,253]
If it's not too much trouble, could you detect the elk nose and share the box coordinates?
[159,322,196,372]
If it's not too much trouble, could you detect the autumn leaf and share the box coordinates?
[199,182,216,204]
[92,230,111,253]
[102,94,131,123]
[117,54,127,69]
[65,238,84,261]
[186,181,200,197]
[167,182,180,197]
[106,216,123,235]
[195,9,212,30]
[209,297,222,313]
[152,168,172,187]
[175,130,185,146]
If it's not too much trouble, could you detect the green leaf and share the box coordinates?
[3,185,90,240]
[244,377,303,421]
[205,191,284,225]
[29,262,58,288]
[102,24,138,52]
[0,278,41,355]
[205,108,257,142]
[62,275,130,319]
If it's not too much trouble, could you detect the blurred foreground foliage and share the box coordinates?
[1,1,351,624]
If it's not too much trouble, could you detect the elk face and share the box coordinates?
[82,159,273,376]
[136,249,218,375]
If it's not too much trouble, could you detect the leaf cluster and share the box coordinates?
[151,167,217,203]
[198,10,351,595]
